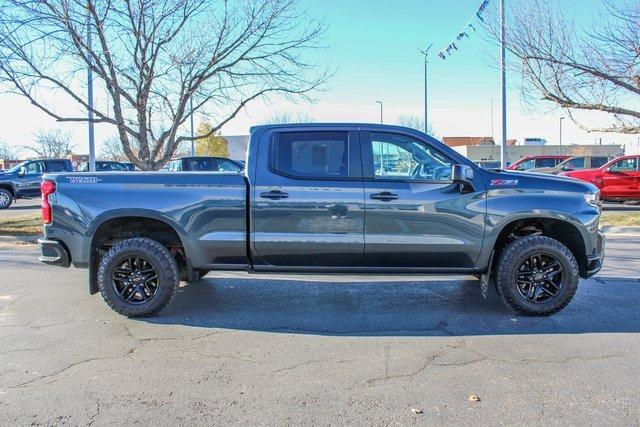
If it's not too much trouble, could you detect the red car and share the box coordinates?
[561,155,640,202]
[507,155,571,171]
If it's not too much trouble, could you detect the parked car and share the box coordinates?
[167,156,243,172]
[78,161,129,172]
[560,155,640,203]
[120,162,137,171]
[0,159,73,209]
[38,123,604,317]
[507,155,571,171]
[529,156,611,175]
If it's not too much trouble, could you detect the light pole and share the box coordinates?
[86,4,95,172]
[499,0,507,169]
[190,98,195,156]
[559,116,564,153]
[375,100,383,124]
[419,43,433,134]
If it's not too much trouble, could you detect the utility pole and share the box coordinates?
[420,43,433,134]
[86,3,95,172]
[376,100,383,124]
[491,98,494,139]
[500,0,507,169]
[190,98,195,156]
[559,116,564,153]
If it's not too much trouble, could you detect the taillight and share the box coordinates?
[41,180,56,224]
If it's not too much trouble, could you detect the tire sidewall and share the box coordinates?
[0,189,13,209]
[98,239,179,317]
[496,236,579,315]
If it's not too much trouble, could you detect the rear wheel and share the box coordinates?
[494,235,579,316]
[97,238,179,317]
[0,189,13,209]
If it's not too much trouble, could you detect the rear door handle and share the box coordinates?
[260,190,289,200]
[370,191,399,201]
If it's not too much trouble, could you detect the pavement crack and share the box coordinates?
[7,345,142,389]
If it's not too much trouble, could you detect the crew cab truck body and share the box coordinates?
[0,159,73,209]
[39,124,605,317]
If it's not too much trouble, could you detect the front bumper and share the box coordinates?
[38,238,70,268]
[585,230,605,278]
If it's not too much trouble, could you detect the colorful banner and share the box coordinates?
[436,0,490,60]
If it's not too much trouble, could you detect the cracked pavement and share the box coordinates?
[1,236,640,424]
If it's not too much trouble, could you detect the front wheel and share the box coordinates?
[494,235,579,316]
[97,238,180,317]
[0,189,13,209]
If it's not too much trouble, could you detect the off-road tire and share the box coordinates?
[97,238,179,317]
[0,188,13,209]
[495,235,579,316]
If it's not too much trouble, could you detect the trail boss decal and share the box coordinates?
[67,176,102,184]
[490,179,518,186]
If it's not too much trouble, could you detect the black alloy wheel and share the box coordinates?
[112,256,159,305]
[515,252,564,303]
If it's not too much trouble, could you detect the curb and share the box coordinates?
[601,226,640,236]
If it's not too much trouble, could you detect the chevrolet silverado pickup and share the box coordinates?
[38,124,605,317]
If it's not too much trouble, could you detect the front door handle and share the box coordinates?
[260,190,289,200]
[370,191,399,201]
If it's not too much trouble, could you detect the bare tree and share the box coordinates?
[263,111,315,124]
[484,0,639,134]
[0,0,330,170]
[99,136,129,162]
[397,114,437,137]
[25,129,74,158]
[0,140,21,159]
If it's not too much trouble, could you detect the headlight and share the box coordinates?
[584,192,600,206]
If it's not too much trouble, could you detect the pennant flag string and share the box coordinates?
[435,0,490,60]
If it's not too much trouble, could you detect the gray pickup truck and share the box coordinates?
[38,124,605,317]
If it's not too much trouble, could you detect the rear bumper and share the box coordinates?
[38,238,70,268]
[585,231,605,278]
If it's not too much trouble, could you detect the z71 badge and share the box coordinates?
[67,176,102,184]
[490,179,518,186]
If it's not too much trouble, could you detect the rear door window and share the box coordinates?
[272,132,349,179]
[591,157,609,168]
[46,161,68,172]
[535,158,558,168]
[217,159,242,172]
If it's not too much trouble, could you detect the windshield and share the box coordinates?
[7,161,28,173]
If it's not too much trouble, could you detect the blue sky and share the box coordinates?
[1,0,637,154]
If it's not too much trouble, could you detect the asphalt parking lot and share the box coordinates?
[0,198,40,218]
[1,236,639,424]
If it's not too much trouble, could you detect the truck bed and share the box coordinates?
[43,172,248,270]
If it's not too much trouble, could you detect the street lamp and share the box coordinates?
[559,116,565,153]
[419,43,433,134]
[86,5,95,172]
[499,0,507,169]
[190,98,195,156]
[375,100,383,124]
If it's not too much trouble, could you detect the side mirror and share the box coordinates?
[452,164,474,192]
[17,166,26,178]
[604,167,613,173]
